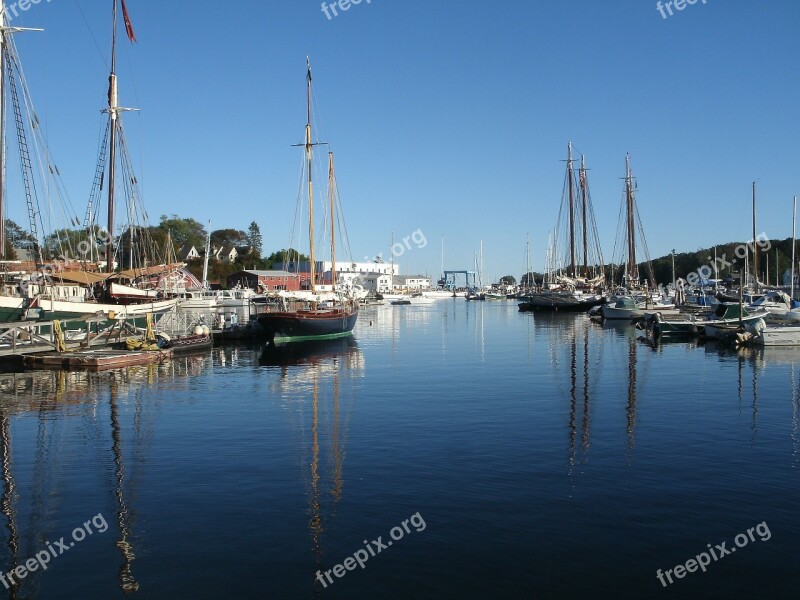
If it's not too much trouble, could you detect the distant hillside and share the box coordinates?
[645,237,794,286]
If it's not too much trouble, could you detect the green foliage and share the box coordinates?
[247,221,263,258]
[211,228,248,249]
[644,237,794,286]
[5,219,36,250]
[158,215,207,249]
[263,248,309,270]
[499,275,516,286]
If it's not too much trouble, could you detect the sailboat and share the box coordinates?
[0,2,95,322]
[258,60,358,344]
[519,143,605,312]
[35,1,179,323]
[27,0,179,324]
[600,154,662,320]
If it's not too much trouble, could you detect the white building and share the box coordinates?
[395,275,431,290]
[319,260,398,277]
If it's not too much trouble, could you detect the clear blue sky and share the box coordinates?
[6,0,800,282]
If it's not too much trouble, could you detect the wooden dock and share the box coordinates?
[0,314,143,358]
[23,348,173,371]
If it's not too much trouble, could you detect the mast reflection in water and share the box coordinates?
[261,337,363,594]
[0,354,213,597]
[0,301,798,597]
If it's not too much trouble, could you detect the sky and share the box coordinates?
[3,0,799,283]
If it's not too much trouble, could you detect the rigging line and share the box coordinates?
[287,149,307,265]
[72,0,109,71]
[634,202,656,284]
[10,85,77,242]
[584,185,605,267]
[332,174,354,263]
[5,50,43,256]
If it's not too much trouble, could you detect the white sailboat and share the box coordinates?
[34,0,179,324]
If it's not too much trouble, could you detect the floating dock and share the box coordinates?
[23,348,173,371]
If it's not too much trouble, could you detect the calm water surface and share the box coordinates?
[0,300,798,599]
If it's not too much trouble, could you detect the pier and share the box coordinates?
[0,313,158,358]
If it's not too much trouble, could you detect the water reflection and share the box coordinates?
[0,409,19,600]
[532,314,649,466]
[259,337,364,593]
[0,352,215,596]
[110,384,138,592]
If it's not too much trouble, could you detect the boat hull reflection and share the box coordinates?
[259,336,360,367]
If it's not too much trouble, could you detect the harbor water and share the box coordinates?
[0,300,798,598]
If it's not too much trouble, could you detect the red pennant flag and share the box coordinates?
[120,0,137,43]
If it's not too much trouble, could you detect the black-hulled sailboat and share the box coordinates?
[519,143,605,312]
[258,60,358,344]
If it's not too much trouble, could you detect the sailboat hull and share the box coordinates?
[257,307,358,342]
[518,292,604,312]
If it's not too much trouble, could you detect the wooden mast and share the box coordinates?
[0,6,6,260]
[580,155,588,278]
[567,142,576,278]
[328,152,336,291]
[306,58,316,295]
[792,196,797,301]
[752,181,758,289]
[625,155,637,285]
[106,0,119,272]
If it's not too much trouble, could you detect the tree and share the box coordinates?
[499,275,516,286]
[263,248,309,270]
[158,215,207,249]
[210,228,248,250]
[5,219,36,251]
[247,221,263,259]
[521,272,536,287]
[116,225,171,269]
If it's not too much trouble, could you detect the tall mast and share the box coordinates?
[752,181,758,289]
[202,220,211,288]
[580,155,588,278]
[106,0,119,272]
[567,142,576,277]
[306,58,316,294]
[480,239,483,287]
[328,152,336,290]
[792,196,797,301]
[0,6,6,260]
[625,154,637,285]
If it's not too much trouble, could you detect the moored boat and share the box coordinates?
[601,296,643,321]
[257,60,358,344]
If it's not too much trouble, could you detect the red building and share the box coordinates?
[226,270,303,292]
